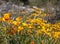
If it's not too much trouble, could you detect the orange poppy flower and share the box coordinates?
[30,41,35,44]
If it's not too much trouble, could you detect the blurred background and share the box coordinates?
[0,0,60,23]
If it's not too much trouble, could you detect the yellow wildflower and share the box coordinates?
[18,26,23,32]
[0,18,2,22]
[42,26,46,32]
[12,21,20,26]
[16,17,22,21]
[3,13,11,21]
[35,10,40,14]
[28,24,34,29]
[8,20,13,24]
[30,19,36,23]
[53,32,60,39]
[22,23,28,27]
[41,13,47,17]
[37,26,41,28]
[28,25,33,29]
[46,32,51,36]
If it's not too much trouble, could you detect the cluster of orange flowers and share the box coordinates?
[0,7,60,44]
